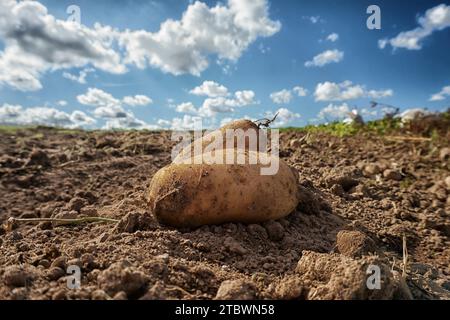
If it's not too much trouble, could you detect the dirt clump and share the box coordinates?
[336,230,379,257]
[215,279,258,300]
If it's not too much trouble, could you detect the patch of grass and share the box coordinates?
[0,125,87,135]
[400,177,414,190]
[365,118,402,134]
[280,122,368,137]
[280,117,403,137]
[0,125,24,134]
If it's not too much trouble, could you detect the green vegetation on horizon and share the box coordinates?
[1,110,449,137]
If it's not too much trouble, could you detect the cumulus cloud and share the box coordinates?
[176,102,198,114]
[190,81,229,97]
[0,0,125,91]
[429,85,450,101]
[326,33,339,42]
[304,49,344,67]
[76,87,153,129]
[270,86,308,104]
[314,81,393,102]
[314,81,364,101]
[200,90,256,116]
[77,88,121,110]
[63,68,95,84]
[176,87,257,117]
[123,95,152,106]
[264,108,300,126]
[77,88,152,120]
[317,103,351,121]
[198,90,257,117]
[103,112,157,130]
[293,86,308,97]
[57,100,68,107]
[234,90,256,106]
[367,89,394,99]
[117,0,281,76]
[270,89,292,104]
[379,4,450,50]
[0,103,95,128]
[0,0,280,91]
[157,115,203,130]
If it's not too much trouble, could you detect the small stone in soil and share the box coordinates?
[264,221,285,241]
[383,169,403,181]
[215,279,257,300]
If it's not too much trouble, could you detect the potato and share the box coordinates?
[173,119,262,163]
[147,149,299,228]
[220,119,259,131]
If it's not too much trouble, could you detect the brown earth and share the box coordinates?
[0,123,449,300]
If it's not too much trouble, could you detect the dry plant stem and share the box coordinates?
[9,216,119,225]
[384,136,432,142]
[402,234,408,278]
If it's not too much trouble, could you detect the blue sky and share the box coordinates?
[0,0,449,129]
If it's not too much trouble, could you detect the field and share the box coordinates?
[0,116,449,300]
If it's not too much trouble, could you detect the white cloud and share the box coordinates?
[379,4,450,50]
[367,89,394,99]
[293,86,308,97]
[77,88,121,110]
[123,95,153,106]
[305,49,344,67]
[314,81,393,101]
[265,107,300,126]
[314,81,364,101]
[76,88,153,129]
[270,86,308,104]
[0,103,95,128]
[157,119,171,127]
[118,0,281,76]
[378,39,388,49]
[69,110,97,127]
[78,89,152,118]
[103,112,157,130]
[174,87,257,118]
[63,68,95,84]
[199,97,235,116]
[0,0,125,91]
[158,115,203,130]
[303,15,323,24]
[258,43,270,54]
[326,33,339,42]
[57,100,68,107]
[190,81,229,97]
[199,90,257,117]
[0,0,280,91]
[429,85,450,101]
[176,102,197,114]
[317,103,351,121]
[234,90,256,106]
[92,105,127,119]
[270,89,292,104]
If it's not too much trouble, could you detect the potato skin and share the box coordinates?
[147,150,299,228]
[220,119,259,131]
[173,119,261,163]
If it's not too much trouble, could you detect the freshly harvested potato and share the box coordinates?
[220,119,259,131]
[173,119,262,163]
[147,149,299,228]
